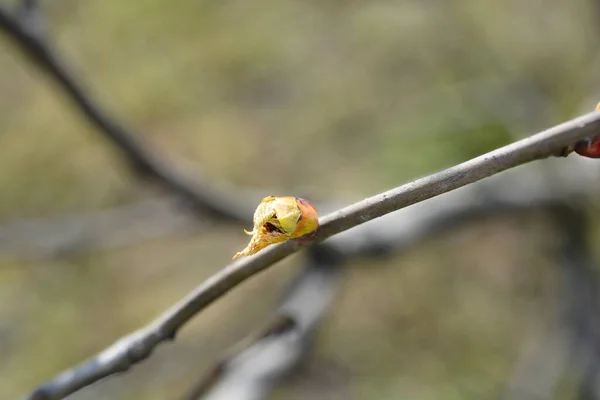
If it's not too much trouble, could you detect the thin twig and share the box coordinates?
[551,205,600,399]
[192,183,596,400]
[24,110,600,400]
[180,244,343,400]
[0,4,253,223]
[0,197,204,260]
[503,204,600,400]
[0,153,597,260]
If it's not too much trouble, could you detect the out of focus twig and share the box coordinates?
[504,204,600,400]
[181,245,343,400]
[0,197,201,260]
[0,155,596,260]
[5,1,600,399]
[23,110,600,400]
[553,205,600,400]
[0,3,253,224]
[190,159,600,400]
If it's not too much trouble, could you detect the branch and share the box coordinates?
[0,4,253,224]
[0,197,203,260]
[180,245,343,400]
[187,161,600,400]
[551,205,600,399]
[15,0,44,35]
[24,110,600,400]
[502,203,600,400]
[0,153,598,260]
[322,156,600,257]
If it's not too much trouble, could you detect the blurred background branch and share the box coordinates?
[181,245,344,400]
[2,1,600,400]
[187,163,600,400]
[0,1,254,224]
[23,112,600,400]
[502,203,600,400]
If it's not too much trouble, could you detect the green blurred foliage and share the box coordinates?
[0,0,599,398]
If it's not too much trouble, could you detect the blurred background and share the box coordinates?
[2,0,600,399]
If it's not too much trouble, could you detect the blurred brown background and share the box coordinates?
[2,0,600,399]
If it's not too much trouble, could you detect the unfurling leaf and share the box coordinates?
[233,196,319,259]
